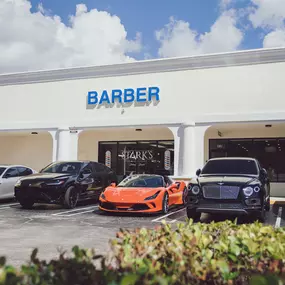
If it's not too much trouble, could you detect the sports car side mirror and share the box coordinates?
[196,169,201,176]
[110,182,116,187]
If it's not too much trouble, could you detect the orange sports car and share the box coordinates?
[99,174,187,214]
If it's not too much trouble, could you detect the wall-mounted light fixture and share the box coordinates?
[218,131,222,137]
[31,132,38,135]
[135,128,142,132]
[265,124,272,128]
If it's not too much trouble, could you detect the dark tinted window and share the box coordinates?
[0,167,7,176]
[4,167,19,178]
[201,159,258,175]
[118,175,164,188]
[41,162,83,174]
[17,167,33,176]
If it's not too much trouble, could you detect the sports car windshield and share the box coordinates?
[40,162,83,174]
[201,159,258,175]
[118,176,164,188]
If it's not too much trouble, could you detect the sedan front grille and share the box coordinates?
[202,185,240,199]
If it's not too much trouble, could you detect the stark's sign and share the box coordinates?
[123,150,154,161]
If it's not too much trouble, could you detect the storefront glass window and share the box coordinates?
[98,140,174,181]
[209,138,285,182]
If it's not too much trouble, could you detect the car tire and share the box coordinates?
[256,205,266,223]
[19,199,34,209]
[64,186,79,209]
[161,193,169,214]
[186,207,201,222]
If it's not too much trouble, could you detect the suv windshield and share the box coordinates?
[118,175,165,188]
[40,162,83,174]
[0,167,6,176]
[201,159,258,175]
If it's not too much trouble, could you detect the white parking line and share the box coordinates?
[152,207,186,222]
[0,203,19,208]
[61,208,98,217]
[52,205,97,216]
[275,207,283,228]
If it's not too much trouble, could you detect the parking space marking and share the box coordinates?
[52,205,97,216]
[275,207,283,228]
[0,203,19,209]
[60,207,98,217]
[151,207,186,222]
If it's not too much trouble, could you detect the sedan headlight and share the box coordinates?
[243,186,253,196]
[144,191,160,201]
[15,179,22,187]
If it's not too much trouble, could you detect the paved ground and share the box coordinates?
[0,199,284,267]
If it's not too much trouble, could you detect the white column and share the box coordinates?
[49,129,82,161]
[49,130,58,162]
[168,126,181,177]
[180,124,210,177]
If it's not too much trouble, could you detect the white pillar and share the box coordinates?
[168,126,181,177]
[180,124,210,177]
[49,130,58,162]
[49,129,82,162]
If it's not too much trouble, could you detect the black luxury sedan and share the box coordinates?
[14,161,117,209]
[186,157,270,222]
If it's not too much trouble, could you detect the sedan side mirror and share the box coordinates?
[196,169,201,176]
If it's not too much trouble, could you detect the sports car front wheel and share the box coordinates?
[161,193,169,214]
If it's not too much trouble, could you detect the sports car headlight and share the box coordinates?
[100,193,106,200]
[144,191,160,201]
[243,186,253,196]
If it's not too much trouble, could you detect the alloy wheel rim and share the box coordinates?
[70,190,78,207]
[164,195,169,212]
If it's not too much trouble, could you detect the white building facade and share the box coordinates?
[1,48,285,197]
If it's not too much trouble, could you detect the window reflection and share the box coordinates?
[209,138,285,182]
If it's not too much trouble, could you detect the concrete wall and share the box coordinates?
[0,133,53,171]
[1,61,285,128]
[78,127,173,161]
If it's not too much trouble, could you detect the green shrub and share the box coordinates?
[0,220,284,285]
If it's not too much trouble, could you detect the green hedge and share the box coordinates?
[0,220,285,285]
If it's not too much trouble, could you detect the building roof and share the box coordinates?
[0,47,285,86]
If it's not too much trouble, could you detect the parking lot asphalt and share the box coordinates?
[0,199,284,267]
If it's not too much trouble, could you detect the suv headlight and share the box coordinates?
[188,184,200,195]
[243,186,253,196]
[45,180,65,186]
[254,186,261,193]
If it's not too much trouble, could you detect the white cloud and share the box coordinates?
[248,0,285,48]
[249,0,285,29]
[263,28,285,48]
[0,0,141,74]
[155,10,243,58]
[220,0,232,11]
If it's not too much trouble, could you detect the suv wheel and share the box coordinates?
[186,207,201,222]
[64,186,79,209]
[256,205,266,223]
[19,199,34,209]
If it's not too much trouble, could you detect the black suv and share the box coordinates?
[14,161,117,209]
[186,157,270,222]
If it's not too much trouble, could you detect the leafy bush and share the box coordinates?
[0,220,284,285]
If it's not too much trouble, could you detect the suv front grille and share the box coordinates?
[202,185,240,199]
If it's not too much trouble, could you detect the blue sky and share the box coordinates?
[28,0,264,58]
[0,0,284,73]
